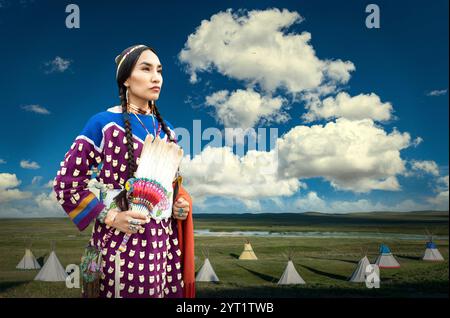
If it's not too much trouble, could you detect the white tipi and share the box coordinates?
[239,240,258,260]
[196,258,220,282]
[375,244,400,268]
[34,244,67,282]
[349,256,371,282]
[16,249,41,270]
[278,253,305,285]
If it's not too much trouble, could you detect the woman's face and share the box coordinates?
[125,49,163,102]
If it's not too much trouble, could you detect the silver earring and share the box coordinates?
[125,87,129,104]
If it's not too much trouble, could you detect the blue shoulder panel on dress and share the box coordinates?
[79,109,176,148]
[78,113,105,149]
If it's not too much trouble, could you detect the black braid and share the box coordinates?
[113,85,137,211]
[150,100,175,143]
[121,87,138,179]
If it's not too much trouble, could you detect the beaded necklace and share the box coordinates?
[127,103,161,138]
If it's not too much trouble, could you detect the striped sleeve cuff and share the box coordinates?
[67,192,106,231]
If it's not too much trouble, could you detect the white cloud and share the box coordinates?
[427,175,449,210]
[294,191,327,211]
[302,92,394,122]
[0,158,6,164]
[240,199,262,210]
[410,160,440,176]
[21,104,50,115]
[0,172,64,217]
[178,8,354,94]
[31,176,43,185]
[277,118,412,192]
[44,56,71,74]
[20,160,40,170]
[0,193,65,218]
[181,115,418,206]
[173,7,444,213]
[45,179,55,188]
[180,146,302,205]
[34,191,66,216]
[205,88,289,128]
[0,173,32,203]
[437,175,449,189]
[412,137,423,148]
[427,191,449,210]
[0,172,21,189]
[427,89,447,96]
[0,189,31,203]
[0,174,65,217]
[294,191,432,213]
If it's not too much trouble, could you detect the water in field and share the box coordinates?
[194,229,448,241]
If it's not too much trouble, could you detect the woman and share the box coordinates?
[53,44,195,298]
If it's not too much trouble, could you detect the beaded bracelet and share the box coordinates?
[96,207,109,224]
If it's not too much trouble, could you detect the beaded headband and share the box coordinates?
[115,44,147,79]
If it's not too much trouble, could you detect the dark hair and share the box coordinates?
[113,45,175,210]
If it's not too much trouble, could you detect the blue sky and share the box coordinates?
[0,0,448,217]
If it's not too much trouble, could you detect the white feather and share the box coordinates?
[135,135,183,190]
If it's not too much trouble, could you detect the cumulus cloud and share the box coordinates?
[21,104,50,115]
[178,8,354,94]
[0,172,21,189]
[205,88,289,128]
[409,160,440,176]
[44,179,55,188]
[427,175,449,210]
[0,173,32,203]
[180,114,420,206]
[44,56,71,74]
[302,92,394,122]
[0,173,65,217]
[294,191,432,213]
[31,176,43,185]
[277,118,412,192]
[426,89,447,96]
[427,191,449,210]
[291,175,448,213]
[293,191,328,211]
[34,191,66,216]
[180,146,302,207]
[437,175,449,189]
[20,160,40,169]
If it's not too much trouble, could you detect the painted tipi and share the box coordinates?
[375,244,400,268]
[423,241,445,261]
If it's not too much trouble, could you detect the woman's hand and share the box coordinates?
[172,197,190,221]
[105,209,148,235]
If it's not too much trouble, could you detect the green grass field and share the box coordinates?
[0,211,448,298]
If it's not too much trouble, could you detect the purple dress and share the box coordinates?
[53,105,183,298]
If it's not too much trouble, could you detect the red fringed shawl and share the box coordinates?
[173,182,196,298]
